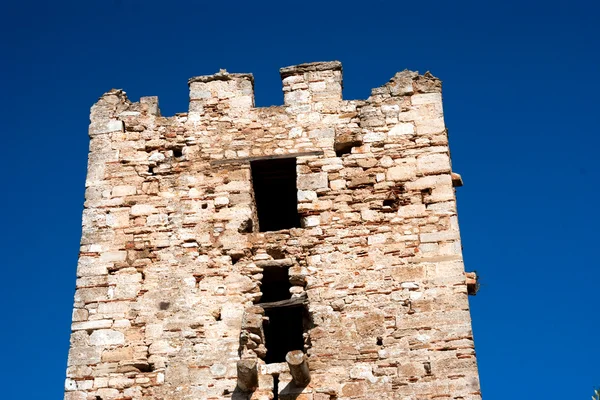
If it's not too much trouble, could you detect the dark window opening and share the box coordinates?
[172,147,183,158]
[251,158,300,232]
[335,142,358,157]
[259,266,291,303]
[132,362,154,372]
[263,306,306,364]
[266,247,286,260]
[334,134,362,158]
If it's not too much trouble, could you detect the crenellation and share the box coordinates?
[66,61,481,400]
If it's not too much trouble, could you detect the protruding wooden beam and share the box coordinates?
[237,359,258,392]
[257,293,308,310]
[451,172,464,187]
[466,271,479,295]
[285,350,310,386]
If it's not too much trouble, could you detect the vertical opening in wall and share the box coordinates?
[256,265,309,364]
[273,374,279,400]
[260,266,291,303]
[250,158,300,232]
[263,305,306,364]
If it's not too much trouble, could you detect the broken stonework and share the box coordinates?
[65,61,482,400]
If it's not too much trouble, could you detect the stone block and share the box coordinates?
[417,153,451,175]
[386,159,417,182]
[130,204,157,216]
[388,122,414,136]
[297,172,328,190]
[89,329,125,346]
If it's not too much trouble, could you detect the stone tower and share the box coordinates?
[65,61,482,400]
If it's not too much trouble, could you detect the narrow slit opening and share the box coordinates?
[273,374,279,400]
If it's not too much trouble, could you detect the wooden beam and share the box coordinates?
[210,151,324,166]
[236,359,258,392]
[286,350,310,386]
[257,294,307,310]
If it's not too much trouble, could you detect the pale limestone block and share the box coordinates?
[397,110,419,122]
[148,152,165,163]
[302,215,320,227]
[361,209,379,222]
[68,346,102,366]
[284,90,310,105]
[210,363,227,377]
[230,95,253,111]
[417,153,451,175]
[112,319,130,329]
[363,131,386,143]
[386,159,417,182]
[97,302,130,317]
[412,92,442,105]
[401,282,419,289]
[130,204,157,216]
[309,127,335,138]
[350,364,378,383]
[298,190,317,202]
[77,257,108,277]
[105,210,129,228]
[330,179,346,190]
[146,213,168,226]
[89,329,125,346]
[64,391,87,400]
[93,377,109,388]
[89,120,124,135]
[145,324,164,340]
[415,116,446,134]
[96,388,120,399]
[289,127,303,138]
[72,319,112,331]
[406,174,452,191]
[379,155,394,167]
[111,185,136,197]
[309,81,327,92]
[297,172,328,190]
[420,230,460,243]
[368,233,387,245]
[108,376,134,389]
[65,378,78,391]
[76,380,93,390]
[428,184,455,203]
[398,204,427,218]
[72,308,88,322]
[381,104,400,115]
[74,287,109,304]
[99,251,127,263]
[427,201,457,214]
[388,122,414,136]
[214,196,230,207]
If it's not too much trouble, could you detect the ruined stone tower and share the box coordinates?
[65,61,482,400]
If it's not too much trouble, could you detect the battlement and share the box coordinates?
[90,61,442,131]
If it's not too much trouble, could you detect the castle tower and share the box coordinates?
[65,61,482,400]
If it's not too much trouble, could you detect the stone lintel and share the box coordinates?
[188,70,254,86]
[279,61,342,78]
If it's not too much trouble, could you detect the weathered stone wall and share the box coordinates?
[65,61,482,400]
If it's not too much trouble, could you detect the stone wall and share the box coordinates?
[65,61,482,400]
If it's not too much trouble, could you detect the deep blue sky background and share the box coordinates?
[1,0,598,398]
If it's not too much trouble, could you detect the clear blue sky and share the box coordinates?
[1,0,598,398]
